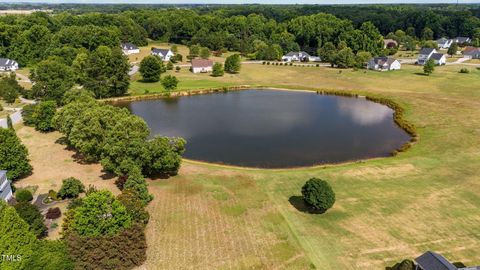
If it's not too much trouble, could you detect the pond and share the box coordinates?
[117,89,411,168]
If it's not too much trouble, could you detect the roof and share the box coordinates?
[415,251,457,270]
[285,51,311,57]
[419,48,436,55]
[152,48,171,56]
[384,39,398,45]
[0,58,17,67]
[436,38,452,44]
[191,59,213,68]
[455,37,471,43]
[122,43,138,50]
[0,170,11,201]
[431,53,445,60]
[371,56,398,66]
[463,46,480,54]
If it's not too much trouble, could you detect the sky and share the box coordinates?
[2,0,479,4]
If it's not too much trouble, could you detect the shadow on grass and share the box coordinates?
[288,196,326,214]
[414,72,429,76]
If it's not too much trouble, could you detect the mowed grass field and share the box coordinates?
[14,62,480,269]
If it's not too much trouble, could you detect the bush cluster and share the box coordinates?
[15,189,33,202]
[46,207,62,219]
[58,178,85,199]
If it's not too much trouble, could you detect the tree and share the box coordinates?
[448,42,458,56]
[30,58,75,104]
[224,54,241,73]
[14,202,47,238]
[355,51,372,68]
[123,167,153,205]
[301,178,335,212]
[166,61,174,70]
[84,46,130,98]
[0,128,32,180]
[318,42,337,64]
[188,44,201,59]
[139,55,164,82]
[15,189,33,202]
[118,189,150,224]
[200,47,211,59]
[212,62,224,77]
[58,177,85,199]
[0,73,21,104]
[0,201,37,270]
[421,27,434,40]
[21,104,37,126]
[171,44,178,54]
[424,58,435,75]
[333,47,356,68]
[32,101,57,132]
[143,136,186,177]
[6,115,13,130]
[161,75,179,91]
[70,190,132,237]
[25,240,74,270]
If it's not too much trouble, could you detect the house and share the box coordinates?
[151,48,174,61]
[121,43,139,55]
[367,56,401,71]
[0,170,13,202]
[436,38,453,49]
[191,59,213,73]
[431,53,446,65]
[0,58,19,71]
[415,251,480,270]
[417,48,446,65]
[282,51,320,62]
[463,46,480,59]
[384,39,398,49]
[454,37,471,45]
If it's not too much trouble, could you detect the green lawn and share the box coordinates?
[135,62,480,269]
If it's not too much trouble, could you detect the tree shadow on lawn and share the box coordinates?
[414,72,429,76]
[288,196,327,214]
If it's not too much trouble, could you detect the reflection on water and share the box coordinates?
[337,98,392,126]
[117,90,411,168]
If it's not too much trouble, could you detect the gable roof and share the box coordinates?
[370,56,398,66]
[419,48,436,55]
[431,53,445,60]
[0,170,12,201]
[415,251,457,270]
[0,58,17,67]
[122,43,138,50]
[463,46,480,54]
[152,48,172,56]
[455,37,471,43]
[285,51,310,57]
[191,59,213,68]
[436,38,452,45]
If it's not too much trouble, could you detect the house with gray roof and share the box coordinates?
[463,46,480,59]
[121,43,139,55]
[454,37,471,45]
[282,51,321,62]
[417,48,446,65]
[0,170,13,202]
[415,251,480,270]
[0,58,19,71]
[151,48,174,61]
[367,56,401,71]
[436,38,453,49]
[431,53,446,65]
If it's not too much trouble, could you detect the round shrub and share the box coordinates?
[16,189,33,202]
[58,177,85,199]
[46,207,62,219]
[459,68,470,74]
[301,178,335,212]
[48,189,60,201]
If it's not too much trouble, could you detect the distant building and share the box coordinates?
[417,48,445,65]
[367,57,401,71]
[121,43,139,55]
[415,251,479,270]
[454,37,471,45]
[191,59,213,73]
[0,58,19,71]
[281,51,321,62]
[151,48,174,62]
[436,38,453,49]
[383,39,398,49]
[0,170,13,202]
[463,46,480,59]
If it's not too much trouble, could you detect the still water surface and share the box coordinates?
[118,90,411,168]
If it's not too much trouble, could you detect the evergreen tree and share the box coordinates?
[212,62,224,77]
[448,42,458,56]
[224,54,241,73]
[0,128,32,180]
[424,59,435,75]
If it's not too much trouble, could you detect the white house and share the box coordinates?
[0,170,13,202]
[191,59,213,73]
[454,37,471,45]
[367,57,401,71]
[436,38,453,49]
[417,48,437,65]
[431,53,446,65]
[0,58,19,71]
[463,46,480,59]
[282,51,320,62]
[121,43,139,55]
[151,48,174,62]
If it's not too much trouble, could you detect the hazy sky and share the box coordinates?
[3,0,478,4]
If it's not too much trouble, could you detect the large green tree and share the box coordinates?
[0,73,22,104]
[224,54,241,73]
[83,46,130,98]
[30,58,75,104]
[139,55,164,82]
[70,190,132,237]
[31,101,57,132]
[424,58,435,75]
[14,202,48,239]
[0,128,32,180]
[301,178,336,213]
